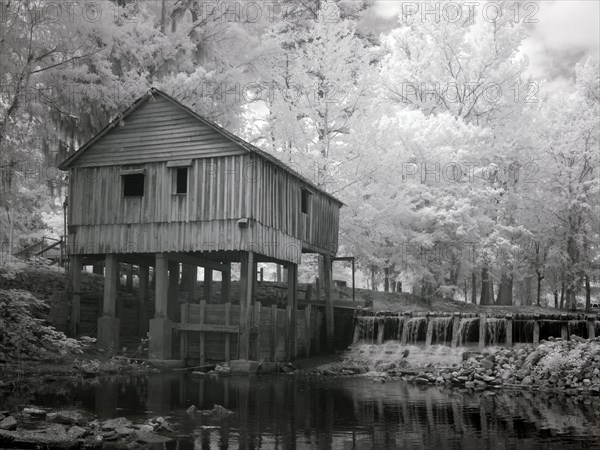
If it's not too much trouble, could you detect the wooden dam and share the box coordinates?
[354,311,600,348]
[59,88,346,362]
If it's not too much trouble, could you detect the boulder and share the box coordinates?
[102,417,133,431]
[200,405,234,418]
[67,425,87,440]
[48,410,86,426]
[0,416,17,431]
[22,407,47,418]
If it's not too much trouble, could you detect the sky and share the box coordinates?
[368,0,600,93]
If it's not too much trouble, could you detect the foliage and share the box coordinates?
[0,289,90,362]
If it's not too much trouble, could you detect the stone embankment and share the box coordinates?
[316,336,600,396]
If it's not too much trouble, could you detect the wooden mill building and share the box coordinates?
[59,88,342,361]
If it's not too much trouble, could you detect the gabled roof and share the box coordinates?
[59,88,343,206]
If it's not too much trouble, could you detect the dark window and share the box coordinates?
[176,167,188,194]
[301,189,311,214]
[123,173,145,197]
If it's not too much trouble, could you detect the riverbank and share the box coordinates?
[312,336,600,397]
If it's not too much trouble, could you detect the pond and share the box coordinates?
[7,372,600,449]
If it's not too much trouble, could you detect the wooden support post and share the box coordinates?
[221,263,231,304]
[154,254,169,318]
[103,254,118,317]
[238,251,254,360]
[425,316,434,346]
[125,264,133,292]
[305,305,312,357]
[323,255,334,352]
[149,253,172,360]
[98,254,120,351]
[70,254,82,337]
[138,265,150,337]
[203,268,213,303]
[451,313,461,348]
[352,313,361,344]
[377,317,385,345]
[588,318,596,340]
[259,267,264,283]
[224,302,231,361]
[253,301,262,360]
[92,263,103,275]
[180,302,189,361]
[199,300,206,364]
[305,284,313,302]
[270,304,277,361]
[252,261,258,302]
[314,310,322,354]
[285,305,291,359]
[168,261,179,321]
[276,264,282,283]
[505,315,513,347]
[287,262,298,360]
[478,314,487,349]
[182,265,196,301]
[315,277,321,301]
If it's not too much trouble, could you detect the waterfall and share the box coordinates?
[432,317,453,345]
[405,317,427,344]
[567,320,586,338]
[486,318,506,346]
[457,318,478,346]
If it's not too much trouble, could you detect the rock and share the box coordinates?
[200,405,234,418]
[465,381,475,388]
[258,362,278,373]
[67,425,87,440]
[22,407,47,418]
[522,376,533,385]
[215,363,231,376]
[462,351,481,361]
[102,417,132,431]
[375,362,396,372]
[549,374,559,384]
[0,427,78,449]
[48,410,86,426]
[571,334,586,342]
[281,363,297,374]
[480,359,494,370]
[147,416,174,432]
[186,405,197,415]
[0,416,17,431]
[414,377,430,384]
[590,384,600,394]
[135,431,173,444]
[137,424,155,433]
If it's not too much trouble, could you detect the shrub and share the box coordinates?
[0,289,87,362]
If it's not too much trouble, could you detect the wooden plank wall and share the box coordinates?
[182,303,323,362]
[71,95,246,167]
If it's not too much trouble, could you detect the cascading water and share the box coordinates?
[431,317,453,345]
[405,317,427,344]
[568,320,587,338]
[486,318,506,346]
[457,318,479,346]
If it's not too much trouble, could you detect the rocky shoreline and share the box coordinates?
[312,336,600,397]
[0,404,234,449]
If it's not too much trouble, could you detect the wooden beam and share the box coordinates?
[203,268,213,303]
[324,254,334,352]
[155,253,169,318]
[103,254,118,316]
[221,263,231,304]
[167,253,230,273]
[168,261,179,321]
[238,251,254,360]
[125,264,133,292]
[287,262,298,360]
[70,254,83,337]
[138,265,150,337]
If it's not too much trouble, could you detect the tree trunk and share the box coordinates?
[480,268,491,305]
[384,267,390,292]
[370,266,377,291]
[585,276,591,312]
[471,271,477,304]
[536,270,544,307]
[559,281,565,309]
[496,273,513,306]
[553,290,559,309]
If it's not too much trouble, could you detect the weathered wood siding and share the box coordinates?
[71,95,245,167]
[67,92,340,260]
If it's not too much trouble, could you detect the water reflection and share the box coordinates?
[27,373,600,449]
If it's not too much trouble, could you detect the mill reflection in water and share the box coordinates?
[34,374,600,449]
